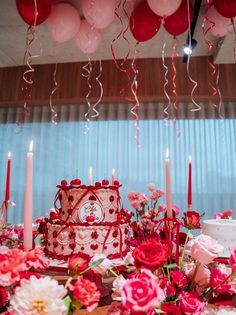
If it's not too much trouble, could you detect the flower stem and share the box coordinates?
[108,267,119,277]
[180,229,191,267]
[189,261,201,290]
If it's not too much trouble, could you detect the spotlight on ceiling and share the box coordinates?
[183,38,197,55]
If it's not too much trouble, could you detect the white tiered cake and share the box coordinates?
[202,219,236,257]
[40,179,130,260]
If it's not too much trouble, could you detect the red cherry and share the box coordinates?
[61,180,67,186]
[102,179,109,186]
[50,212,60,220]
[70,179,81,186]
[86,216,95,223]
[113,180,120,186]
[95,182,101,188]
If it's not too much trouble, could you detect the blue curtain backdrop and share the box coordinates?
[0,103,235,224]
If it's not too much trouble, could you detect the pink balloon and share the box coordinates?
[48,3,80,43]
[147,0,182,17]
[74,20,101,54]
[207,5,233,37]
[82,0,116,29]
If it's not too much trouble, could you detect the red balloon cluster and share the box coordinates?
[213,0,236,19]
[16,0,57,26]
[129,1,161,42]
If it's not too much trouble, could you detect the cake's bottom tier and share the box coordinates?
[44,222,130,260]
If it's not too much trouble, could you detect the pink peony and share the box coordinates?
[210,267,234,294]
[71,277,100,312]
[25,248,49,270]
[214,209,233,220]
[191,234,223,264]
[0,248,28,286]
[121,269,165,314]
[149,189,164,201]
[178,291,205,315]
[229,247,236,272]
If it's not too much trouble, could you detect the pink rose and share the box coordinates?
[214,209,233,219]
[191,234,223,264]
[183,262,210,287]
[210,267,234,294]
[229,247,236,272]
[121,269,165,314]
[178,292,205,315]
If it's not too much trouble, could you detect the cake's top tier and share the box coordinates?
[54,179,122,224]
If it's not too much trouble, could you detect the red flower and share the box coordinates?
[171,270,187,289]
[71,277,100,312]
[162,303,182,315]
[229,247,236,272]
[183,211,201,230]
[132,238,169,270]
[166,285,175,297]
[178,292,205,315]
[0,287,8,308]
[68,253,90,274]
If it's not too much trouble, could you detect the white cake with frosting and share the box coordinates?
[202,219,236,257]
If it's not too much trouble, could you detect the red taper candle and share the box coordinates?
[188,156,192,209]
[5,152,11,202]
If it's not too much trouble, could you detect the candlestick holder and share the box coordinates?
[188,204,192,211]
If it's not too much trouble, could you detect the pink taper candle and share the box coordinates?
[89,167,93,185]
[165,148,172,218]
[188,155,192,210]
[112,168,115,185]
[23,140,33,250]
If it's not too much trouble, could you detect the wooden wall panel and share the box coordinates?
[0,56,235,107]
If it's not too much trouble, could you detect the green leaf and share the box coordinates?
[80,257,106,275]
[72,300,83,310]
[64,295,72,315]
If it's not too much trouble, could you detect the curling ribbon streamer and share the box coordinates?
[91,59,103,118]
[202,10,218,108]
[22,0,42,117]
[171,37,179,112]
[216,64,223,119]
[110,0,132,102]
[49,63,58,124]
[161,42,171,121]
[130,43,141,147]
[186,0,201,112]
[82,58,93,134]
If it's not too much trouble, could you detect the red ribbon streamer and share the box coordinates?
[91,59,103,119]
[161,42,171,121]
[82,58,93,134]
[171,37,179,112]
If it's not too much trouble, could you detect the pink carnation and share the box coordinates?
[178,292,205,315]
[0,248,28,286]
[121,269,165,314]
[127,192,148,209]
[25,248,49,270]
[229,247,236,272]
[214,209,233,219]
[149,189,164,201]
[71,277,100,312]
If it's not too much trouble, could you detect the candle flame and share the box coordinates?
[166,148,169,159]
[189,155,192,162]
[29,140,33,152]
[112,168,115,175]
[8,152,11,159]
[89,167,92,176]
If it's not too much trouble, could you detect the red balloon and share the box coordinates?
[213,0,236,19]
[16,0,51,26]
[164,0,193,36]
[130,1,161,42]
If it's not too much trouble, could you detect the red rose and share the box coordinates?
[171,270,187,289]
[178,292,205,315]
[162,303,182,315]
[183,211,201,230]
[68,253,90,274]
[132,238,169,270]
[166,285,175,297]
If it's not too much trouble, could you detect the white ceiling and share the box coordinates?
[0,0,235,67]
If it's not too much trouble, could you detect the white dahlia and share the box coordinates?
[10,276,67,315]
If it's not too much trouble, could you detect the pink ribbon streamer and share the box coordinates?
[49,63,58,124]
[161,42,171,122]
[171,38,179,112]
[91,59,103,119]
